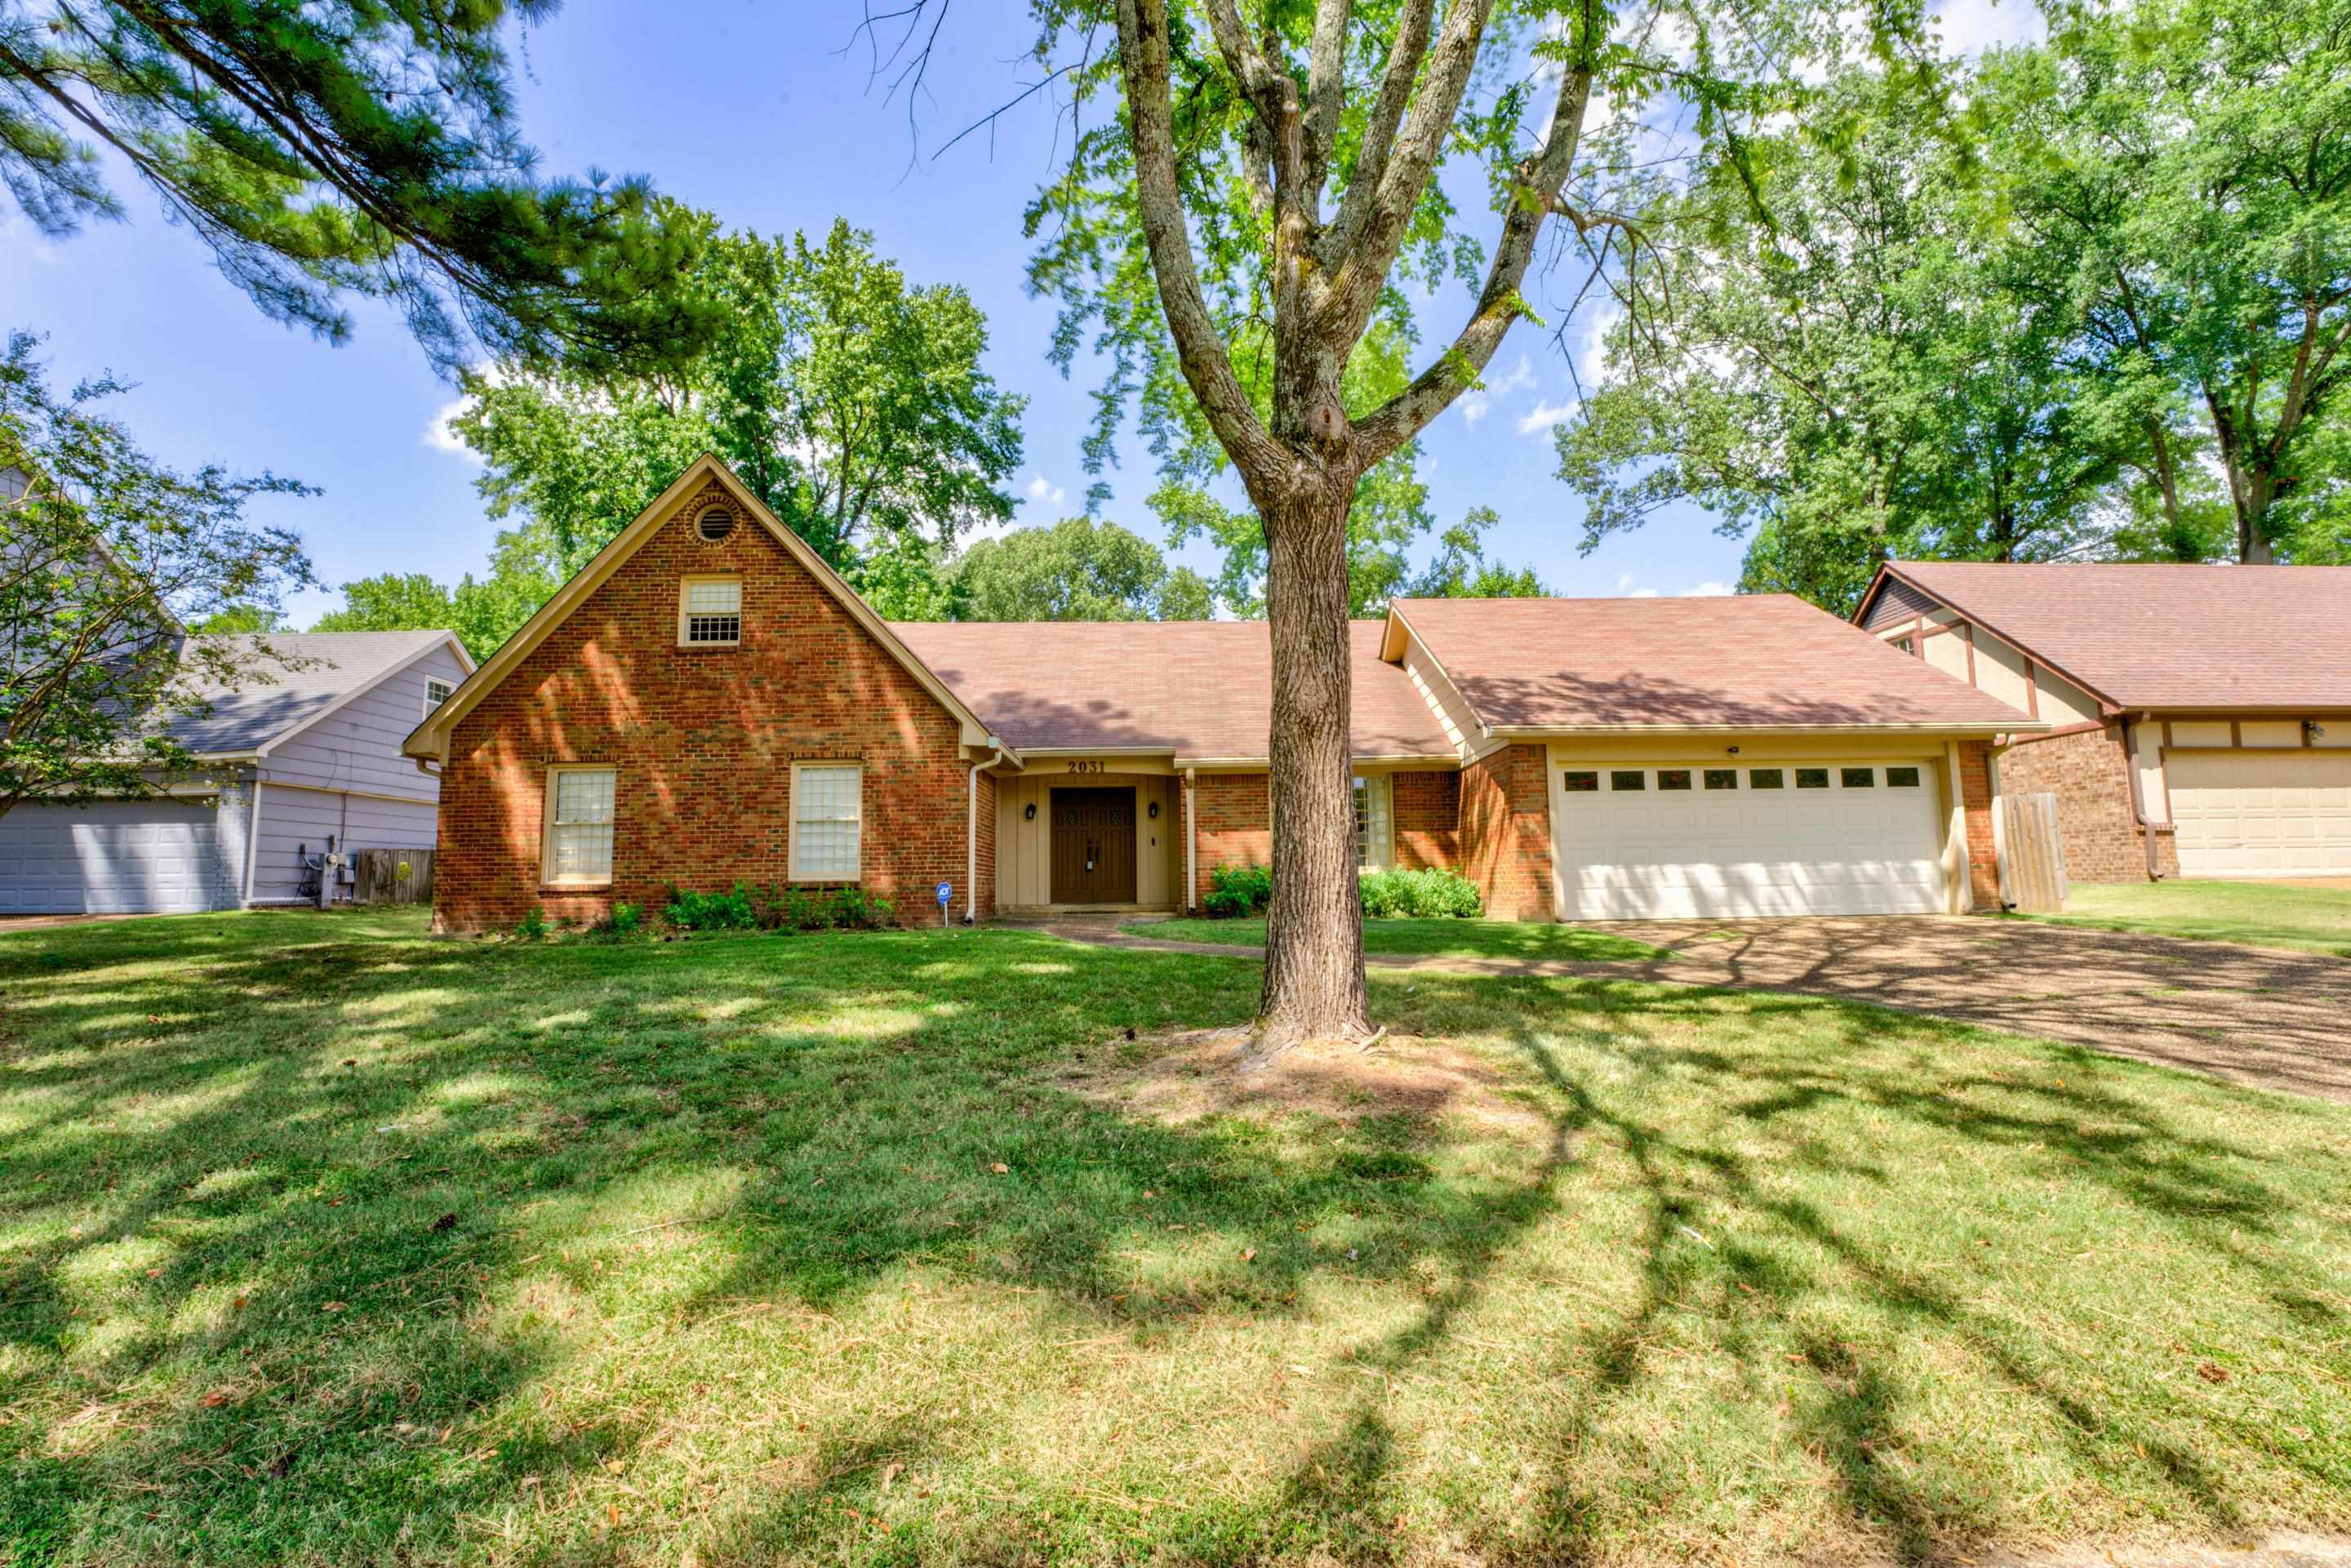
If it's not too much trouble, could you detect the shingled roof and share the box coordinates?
[1867,562,2351,712]
[1387,595,2034,732]
[168,630,464,757]
[887,620,1455,762]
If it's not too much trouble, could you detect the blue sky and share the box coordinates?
[0,0,2038,626]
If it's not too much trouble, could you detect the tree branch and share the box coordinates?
[1113,0,1282,477]
[1302,0,1351,192]
[1325,0,1435,268]
[1353,51,1598,466]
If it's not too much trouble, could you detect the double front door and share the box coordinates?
[1050,787,1138,904]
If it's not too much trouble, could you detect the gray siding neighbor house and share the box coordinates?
[0,629,473,914]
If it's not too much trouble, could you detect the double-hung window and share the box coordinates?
[679,576,742,646]
[544,766,616,885]
[791,762,862,881]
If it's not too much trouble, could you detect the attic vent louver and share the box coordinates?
[696,506,736,542]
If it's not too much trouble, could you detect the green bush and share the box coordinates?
[1202,863,1273,919]
[1358,867,1483,919]
[590,901,643,939]
[750,885,899,932]
[664,882,758,931]
[513,904,548,941]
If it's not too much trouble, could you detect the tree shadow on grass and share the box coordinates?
[0,918,2344,1566]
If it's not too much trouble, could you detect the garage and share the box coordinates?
[1551,759,1948,919]
[2167,751,2351,878]
[0,799,232,915]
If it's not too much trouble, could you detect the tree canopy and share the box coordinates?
[951,516,1214,620]
[0,333,314,818]
[448,213,1026,619]
[1554,0,2351,606]
[0,0,709,372]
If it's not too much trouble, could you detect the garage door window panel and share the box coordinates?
[1611,771,1647,791]
[1563,771,1599,793]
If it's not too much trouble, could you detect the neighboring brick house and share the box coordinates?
[1856,562,2351,883]
[405,456,2036,930]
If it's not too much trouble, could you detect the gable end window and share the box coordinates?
[543,766,616,886]
[423,677,454,717]
[791,762,862,882]
[679,576,742,647]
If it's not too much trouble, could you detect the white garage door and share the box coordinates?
[2168,751,2351,878]
[0,800,226,914]
[1552,761,1947,919]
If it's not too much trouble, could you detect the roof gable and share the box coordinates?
[172,629,471,757]
[1868,562,2351,712]
[402,456,1001,762]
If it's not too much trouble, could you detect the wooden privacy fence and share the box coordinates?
[353,847,435,906]
[1998,793,2069,914]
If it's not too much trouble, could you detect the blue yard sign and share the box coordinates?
[936,881,953,906]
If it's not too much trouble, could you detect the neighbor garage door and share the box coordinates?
[0,799,228,914]
[1551,761,1946,919]
[2167,751,2351,878]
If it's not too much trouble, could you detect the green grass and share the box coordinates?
[1126,915,1664,963]
[2,910,2348,1566]
[2012,879,2351,958]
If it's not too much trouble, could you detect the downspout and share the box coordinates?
[966,740,1008,925]
[242,773,263,908]
[2119,713,2167,881]
[1184,767,1198,913]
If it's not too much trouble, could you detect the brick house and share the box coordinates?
[403,457,2037,930]
[1856,562,2351,883]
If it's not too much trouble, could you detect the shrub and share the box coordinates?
[513,904,547,941]
[589,901,643,939]
[1202,863,1273,919]
[664,882,758,931]
[752,885,899,932]
[1358,867,1482,919]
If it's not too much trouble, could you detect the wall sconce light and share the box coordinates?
[1024,802,1038,821]
[2309,721,2328,741]
[1147,800,1160,819]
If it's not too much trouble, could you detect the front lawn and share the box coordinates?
[2015,879,2351,958]
[1127,914,1663,963]
[2,910,2347,1566]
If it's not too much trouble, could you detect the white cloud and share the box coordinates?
[1462,353,1539,424]
[1024,474,1068,509]
[1680,581,1735,597]
[1615,572,1732,598]
[1516,398,1577,438]
[421,394,482,465]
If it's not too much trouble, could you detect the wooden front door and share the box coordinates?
[1050,788,1139,904]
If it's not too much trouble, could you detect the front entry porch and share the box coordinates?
[996,769,1185,915]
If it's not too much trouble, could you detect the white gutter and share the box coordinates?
[242,775,263,907]
[1184,767,1197,913]
[967,740,1009,924]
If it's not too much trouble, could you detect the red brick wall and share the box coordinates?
[1996,725,2173,884]
[1392,770,1460,871]
[1185,771,1270,904]
[1460,744,1554,921]
[1954,740,2002,910]
[433,478,976,931]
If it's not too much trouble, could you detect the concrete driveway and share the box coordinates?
[1102,916,2351,1104]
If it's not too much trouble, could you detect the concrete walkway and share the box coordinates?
[1046,915,2351,1105]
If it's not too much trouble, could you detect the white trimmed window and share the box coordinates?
[791,762,862,882]
[423,677,454,717]
[679,576,742,646]
[1353,774,1393,870]
[544,766,616,885]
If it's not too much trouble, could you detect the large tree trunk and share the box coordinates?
[1257,472,1372,1043]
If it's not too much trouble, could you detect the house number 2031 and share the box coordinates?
[1062,759,1106,774]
